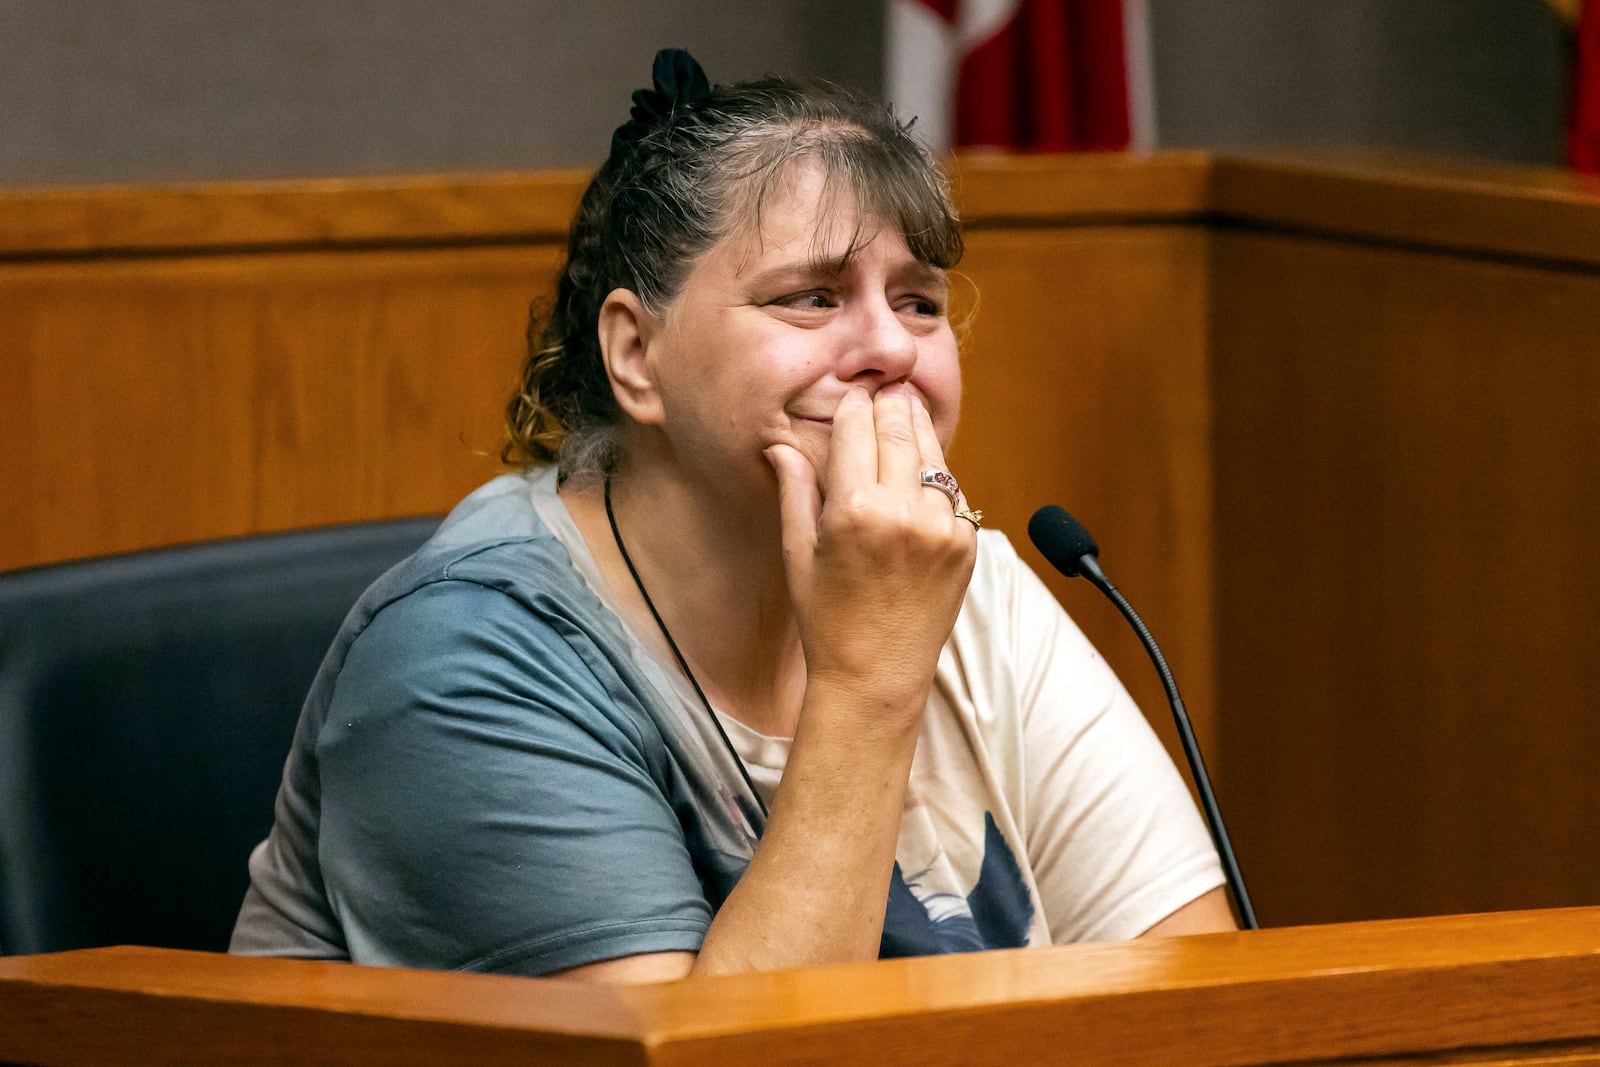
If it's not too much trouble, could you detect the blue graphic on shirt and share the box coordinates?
[880,812,1033,957]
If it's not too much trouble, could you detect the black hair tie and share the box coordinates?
[610,48,712,158]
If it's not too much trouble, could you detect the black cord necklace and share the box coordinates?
[604,476,769,819]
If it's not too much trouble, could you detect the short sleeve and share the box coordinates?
[315,578,712,975]
[1002,546,1224,942]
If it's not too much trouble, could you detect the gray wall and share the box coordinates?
[1150,0,1570,166]
[0,0,1571,187]
[0,0,881,185]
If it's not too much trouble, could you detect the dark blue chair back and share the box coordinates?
[0,517,437,955]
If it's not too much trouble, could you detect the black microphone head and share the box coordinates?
[1028,505,1100,579]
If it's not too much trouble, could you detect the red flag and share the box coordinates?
[886,0,1139,153]
[1571,0,1600,172]
[958,0,1130,151]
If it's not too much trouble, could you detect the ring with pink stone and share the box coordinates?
[918,468,962,510]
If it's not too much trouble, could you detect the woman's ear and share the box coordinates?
[598,288,666,426]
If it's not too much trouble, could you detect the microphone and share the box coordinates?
[1028,505,1258,931]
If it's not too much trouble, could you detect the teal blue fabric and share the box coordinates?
[231,476,763,975]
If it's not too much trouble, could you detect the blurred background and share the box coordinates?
[0,0,1585,186]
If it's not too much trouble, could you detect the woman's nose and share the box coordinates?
[837,297,919,384]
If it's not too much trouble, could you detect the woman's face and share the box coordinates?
[639,164,961,494]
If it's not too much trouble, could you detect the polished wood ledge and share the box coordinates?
[3,908,1599,1066]
[7,150,1596,263]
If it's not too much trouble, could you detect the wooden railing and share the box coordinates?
[4,908,1600,1066]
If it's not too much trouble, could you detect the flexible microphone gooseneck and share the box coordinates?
[1028,505,1258,931]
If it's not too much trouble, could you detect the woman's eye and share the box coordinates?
[904,295,944,317]
[785,291,834,309]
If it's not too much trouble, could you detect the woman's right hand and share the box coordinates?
[765,385,978,723]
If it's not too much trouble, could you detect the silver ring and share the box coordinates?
[918,468,961,509]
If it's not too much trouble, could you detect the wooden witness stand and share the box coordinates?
[1,908,1598,1065]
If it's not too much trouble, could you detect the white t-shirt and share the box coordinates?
[533,468,1224,946]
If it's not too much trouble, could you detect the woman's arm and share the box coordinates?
[1139,887,1236,938]
[311,578,715,978]
[549,670,925,982]
[557,388,976,982]
[697,387,976,976]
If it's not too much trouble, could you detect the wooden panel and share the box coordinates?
[1211,230,1600,926]
[0,171,586,255]
[4,908,1600,1066]
[950,150,1211,223]
[1211,151,1600,266]
[0,154,1209,257]
[953,223,1218,765]
[0,158,1215,576]
[0,245,560,570]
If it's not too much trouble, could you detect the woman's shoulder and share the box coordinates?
[308,473,651,742]
[328,470,612,659]
[375,470,573,595]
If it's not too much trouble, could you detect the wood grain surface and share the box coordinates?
[1210,229,1600,926]
[952,221,1217,764]
[0,170,586,256]
[0,245,555,569]
[4,908,1600,1066]
[949,149,1211,224]
[1210,150,1600,267]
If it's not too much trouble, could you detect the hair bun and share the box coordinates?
[610,48,713,158]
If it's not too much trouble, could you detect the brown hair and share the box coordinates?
[503,72,964,479]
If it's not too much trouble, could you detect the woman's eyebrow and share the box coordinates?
[901,261,950,291]
[745,256,949,291]
[744,257,847,289]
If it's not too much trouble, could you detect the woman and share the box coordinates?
[232,50,1231,982]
